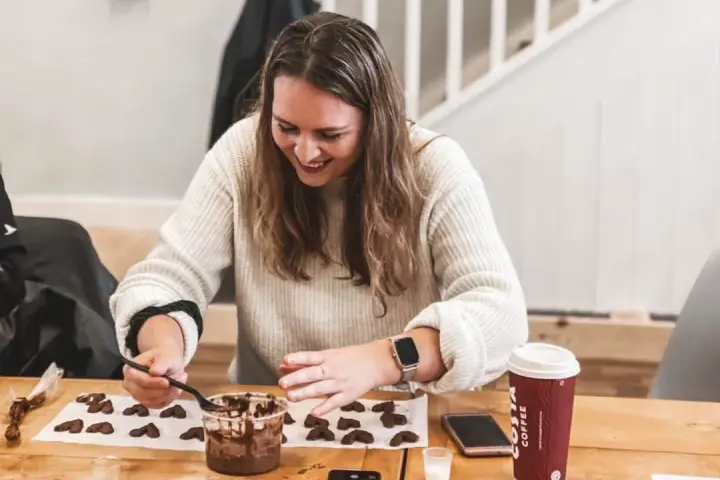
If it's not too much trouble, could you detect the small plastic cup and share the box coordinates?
[423,447,452,480]
[202,392,288,476]
[89,456,121,480]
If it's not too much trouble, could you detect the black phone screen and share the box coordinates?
[445,414,511,448]
[328,470,381,480]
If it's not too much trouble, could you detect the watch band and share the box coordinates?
[390,336,419,385]
[399,368,416,383]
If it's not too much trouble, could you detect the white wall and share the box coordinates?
[434,0,720,314]
[1,0,553,198]
[5,0,720,315]
[0,0,244,197]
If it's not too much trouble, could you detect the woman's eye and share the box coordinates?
[278,124,297,133]
[320,132,342,141]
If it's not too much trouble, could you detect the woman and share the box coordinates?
[112,12,528,418]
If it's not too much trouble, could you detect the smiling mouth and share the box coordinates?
[297,159,332,174]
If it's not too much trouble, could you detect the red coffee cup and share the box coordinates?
[508,343,580,480]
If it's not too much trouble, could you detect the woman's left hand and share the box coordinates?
[278,340,400,417]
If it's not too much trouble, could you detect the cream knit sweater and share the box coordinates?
[110,117,528,393]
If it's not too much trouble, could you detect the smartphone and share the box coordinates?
[441,413,513,457]
[328,470,381,480]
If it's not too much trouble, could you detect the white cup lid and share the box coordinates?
[508,343,580,380]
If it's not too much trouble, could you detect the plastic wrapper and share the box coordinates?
[3,362,64,447]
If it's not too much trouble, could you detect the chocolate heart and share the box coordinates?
[337,417,361,431]
[389,430,419,447]
[88,399,114,415]
[341,429,374,445]
[304,414,329,428]
[54,419,84,434]
[160,405,186,419]
[129,422,160,438]
[380,411,407,428]
[76,393,106,405]
[284,412,295,425]
[305,426,335,441]
[371,401,395,413]
[122,404,150,417]
[179,427,204,441]
[340,401,366,413]
[86,422,114,435]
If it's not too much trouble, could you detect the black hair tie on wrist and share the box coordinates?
[124,300,203,357]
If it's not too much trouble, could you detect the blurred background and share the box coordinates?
[1,0,719,399]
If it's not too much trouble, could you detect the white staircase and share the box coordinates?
[321,0,623,125]
[326,0,720,317]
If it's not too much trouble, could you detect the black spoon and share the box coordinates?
[121,357,229,413]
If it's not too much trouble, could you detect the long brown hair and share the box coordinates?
[249,12,421,314]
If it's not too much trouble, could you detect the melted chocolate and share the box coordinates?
[204,394,286,476]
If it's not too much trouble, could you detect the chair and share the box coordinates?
[649,250,720,401]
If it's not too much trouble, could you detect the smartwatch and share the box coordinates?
[390,335,420,384]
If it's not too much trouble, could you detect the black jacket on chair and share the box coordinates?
[0,173,26,318]
[0,174,122,379]
[207,0,320,148]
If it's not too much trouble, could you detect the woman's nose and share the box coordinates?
[294,137,321,163]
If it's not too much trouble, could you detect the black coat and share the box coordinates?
[0,173,26,318]
[208,0,320,147]
[0,176,122,379]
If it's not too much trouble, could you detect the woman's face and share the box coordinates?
[271,75,364,188]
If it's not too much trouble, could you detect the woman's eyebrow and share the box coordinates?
[272,114,349,132]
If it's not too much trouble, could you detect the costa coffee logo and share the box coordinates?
[509,386,528,459]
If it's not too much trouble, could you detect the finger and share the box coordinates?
[149,352,181,377]
[279,364,328,389]
[311,392,350,418]
[122,378,173,407]
[123,366,170,390]
[278,364,302,375]
[287,379,339,402]
[168,371,188,399]
[143,397,175,410]
[283,351,325,366]
[123,350,174,388]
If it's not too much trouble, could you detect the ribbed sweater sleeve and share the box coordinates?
[405,138,529,393]
[110,124,241,365]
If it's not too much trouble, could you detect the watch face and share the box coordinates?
[394,337,420,366]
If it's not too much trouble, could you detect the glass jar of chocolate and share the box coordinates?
[202,392,288,476]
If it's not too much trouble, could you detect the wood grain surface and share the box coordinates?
[405,389,720,479]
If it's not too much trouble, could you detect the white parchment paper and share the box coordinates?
[33,393,428,452]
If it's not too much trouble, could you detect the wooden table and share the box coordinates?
[0,377,407,480]
[406,390,720,479]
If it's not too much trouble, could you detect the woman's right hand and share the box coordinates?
[121,315,187,409]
